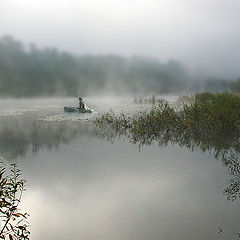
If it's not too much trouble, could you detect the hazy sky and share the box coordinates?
[0,0,239,77]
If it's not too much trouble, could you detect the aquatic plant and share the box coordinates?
[0,160,30,239]
[181,92,240,138]
[95,92,240,201]
[195,92,214,104]
[95,92,240,142]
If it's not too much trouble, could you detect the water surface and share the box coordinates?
[0,97,239,240]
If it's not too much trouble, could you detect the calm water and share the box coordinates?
[0,97,239,240]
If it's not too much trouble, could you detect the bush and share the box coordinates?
[95,92,240,143]
[182,92,240,137]
[0,160,30,239]
[95,93,240,201]
[195,92,214,104]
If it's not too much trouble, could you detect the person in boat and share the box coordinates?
[78,97,85,109]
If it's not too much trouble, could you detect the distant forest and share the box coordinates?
[0,36,231,97]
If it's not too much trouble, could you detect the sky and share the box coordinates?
[0,0,239,78]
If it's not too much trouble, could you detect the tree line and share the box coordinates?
[0,35,234,97]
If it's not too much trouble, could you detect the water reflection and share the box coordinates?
[1,114,240,202]
[0,115,98,159]
[96,121,240,202]
[22,136,239,240]
[1,114,240,239]
[223,153,240,201]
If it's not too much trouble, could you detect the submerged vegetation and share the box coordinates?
[0,160,29,239]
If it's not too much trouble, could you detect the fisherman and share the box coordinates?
[78,97,85,109]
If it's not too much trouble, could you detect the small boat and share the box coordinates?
[64,106,93,113]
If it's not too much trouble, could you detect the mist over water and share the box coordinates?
[0,0,240,239]
[0,97,239,240]
[0,35,235,98]
[1,0,240,78]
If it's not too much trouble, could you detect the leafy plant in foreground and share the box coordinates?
[0,160,30,239]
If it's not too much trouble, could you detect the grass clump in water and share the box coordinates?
[195,92,215,104]
[181,92,240,138]
[95,93,240,201]
[95,92,240,143]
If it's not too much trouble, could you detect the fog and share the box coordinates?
[0,0,240,79]
[0,35,232,97]
[1,2,240,238]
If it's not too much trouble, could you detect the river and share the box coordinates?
[0,96,239,240]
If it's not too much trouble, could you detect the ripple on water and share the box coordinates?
[41,111,97,122]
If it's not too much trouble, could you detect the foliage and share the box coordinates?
[182,92,240,137]
[95,92,240,142]
[0,160,29,239]
[0,35,191,97]
[94,92,240,201]
[230,78,240,93]
[200,78,230,93]
[195,92,214,104]
[0,35,233,97]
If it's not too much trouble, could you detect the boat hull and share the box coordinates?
[64,107,92,113]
